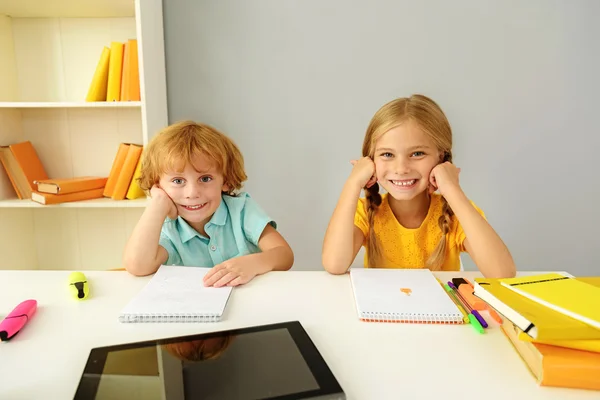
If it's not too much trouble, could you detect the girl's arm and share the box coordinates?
[431,162,516,278]
[323,157,377,275]
[445,187,516,278]
[322,178,366,274]
[122,187,174,276]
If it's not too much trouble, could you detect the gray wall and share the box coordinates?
[163,0,600,275]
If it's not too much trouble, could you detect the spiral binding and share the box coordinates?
[118,313,221,323]
[359,311,463,324]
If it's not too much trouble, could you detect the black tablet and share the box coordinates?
[73,321,345,400]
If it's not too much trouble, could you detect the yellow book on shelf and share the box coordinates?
[473,277,600,341]
[501,273,600,329]
[106,42,125,101]
[125,156,145,200]
[85,46,111,102]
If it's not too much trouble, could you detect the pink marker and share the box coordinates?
[0,299,37,341]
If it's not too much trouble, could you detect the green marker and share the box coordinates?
[443,283,484,334]
[467,313,485,334]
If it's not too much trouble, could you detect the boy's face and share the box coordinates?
[373,119,441,201]
[159,153,228,232]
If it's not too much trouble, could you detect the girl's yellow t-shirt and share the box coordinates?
[354,193,486,270]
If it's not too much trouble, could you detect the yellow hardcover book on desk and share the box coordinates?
[501,273,600,329]
[516,276,600,353]
[519,335,600,354]
[473,277,600,341]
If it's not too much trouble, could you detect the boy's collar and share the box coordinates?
[178,198,228,243]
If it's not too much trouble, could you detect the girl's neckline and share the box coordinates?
[385,193,437,231]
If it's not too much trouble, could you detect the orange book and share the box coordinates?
[120,39,140,101]
[35,176,108,195]
[502,319,600,390]
[103,143,130,197]
[31,188,105,205]
[0,146,25,199]
[3,141,49,199]
[111,144,143,200]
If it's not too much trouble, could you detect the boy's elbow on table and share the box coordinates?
[278,245,295,271]
[123,258,158,277]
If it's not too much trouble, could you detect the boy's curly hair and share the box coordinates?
[138,120,247,195]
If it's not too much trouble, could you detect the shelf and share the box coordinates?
[0,197,148,208]
[0,0,134,18]
[0,102,142,109]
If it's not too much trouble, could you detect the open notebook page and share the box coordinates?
[349,268,462,323]
[119,265,233,322]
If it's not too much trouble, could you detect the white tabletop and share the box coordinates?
[0,269,597,400]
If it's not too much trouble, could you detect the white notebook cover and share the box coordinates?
[349,268,463,323]
[119,265,233,323]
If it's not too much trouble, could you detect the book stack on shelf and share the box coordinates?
[86,39,140,103]
[0,140,145,205]
[103,142,145,201]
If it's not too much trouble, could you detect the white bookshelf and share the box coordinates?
[0,0,168,271]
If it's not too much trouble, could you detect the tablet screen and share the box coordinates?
[74,321,345,400]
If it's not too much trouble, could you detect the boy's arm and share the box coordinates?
[445,188,516,279]
[123,199,170,276]
[322,178,365,275]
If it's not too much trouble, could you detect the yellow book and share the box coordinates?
[517,277,600,353]
[85,47,111,102]
[106,42,124,101]
[473,277,600,341]
[501,273,600,329]
[519,335,600,354]
[125,156,145,200]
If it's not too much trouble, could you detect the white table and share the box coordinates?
[0,270,597,400]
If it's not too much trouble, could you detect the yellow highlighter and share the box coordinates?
[69,272,90,300]
[437,278,469,323]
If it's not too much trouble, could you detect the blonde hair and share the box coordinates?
[162,335,234,362]
[138,120,247,195]
[362,94,453,270]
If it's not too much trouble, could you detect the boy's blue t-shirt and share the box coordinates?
[158,192,276,267]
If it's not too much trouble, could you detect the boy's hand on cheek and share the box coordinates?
[150,184,178,219]
[203,257,259,288]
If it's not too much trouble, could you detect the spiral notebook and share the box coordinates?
[119,265,233,323]
[349,268,463,323]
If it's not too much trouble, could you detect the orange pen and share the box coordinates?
[456,278,503,324]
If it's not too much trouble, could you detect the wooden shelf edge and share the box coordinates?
[0,198,148,208]
[0,102,142,109]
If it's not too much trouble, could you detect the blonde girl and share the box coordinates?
[322,94,515,278]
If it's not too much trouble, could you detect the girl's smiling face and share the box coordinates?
[373,119,441,201]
